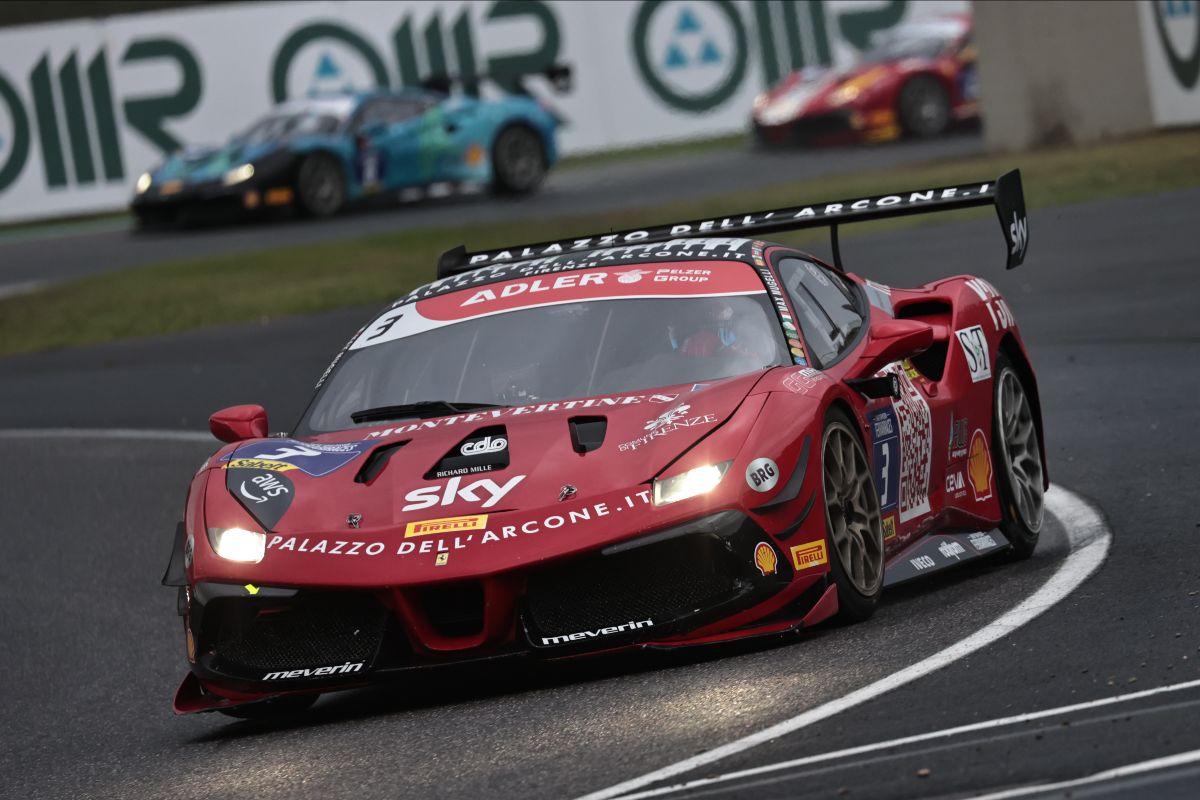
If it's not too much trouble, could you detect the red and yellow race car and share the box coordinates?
[164,171,1042,718]
[752,15,977,146]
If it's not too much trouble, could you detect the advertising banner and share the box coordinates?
[0,0,965,223]
[1138,0,1200,126]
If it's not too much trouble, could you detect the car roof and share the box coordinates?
[395,237,777,307]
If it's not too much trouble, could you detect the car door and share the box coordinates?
[351,95,447,191]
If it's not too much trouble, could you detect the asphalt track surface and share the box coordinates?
[2,186,1200,800]
[0,133,982,291]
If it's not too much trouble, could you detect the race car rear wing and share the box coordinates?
[437,169,1028,278]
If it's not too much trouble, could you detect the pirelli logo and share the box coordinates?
[405,514,488,538]
[224,458,297,471]
[790,540,828,571]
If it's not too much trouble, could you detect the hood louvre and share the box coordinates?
[355,441,410,484]
[568,416,607,453]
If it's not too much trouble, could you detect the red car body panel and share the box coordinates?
[752,15,977,145]
[169,182,1041,714]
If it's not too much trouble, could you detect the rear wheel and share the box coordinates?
[296,153,346,217]
[491,125,546,194]
[218,692,318,720]
[992,354,1045,558]
[821,409,885,621]
[898,75,950,138]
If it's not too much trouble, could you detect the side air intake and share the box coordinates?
[568,417,607,453]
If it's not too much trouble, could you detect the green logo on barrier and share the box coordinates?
[1154,0,1200,89]
[632,0,747,113]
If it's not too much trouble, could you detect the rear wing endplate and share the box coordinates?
[437,169,1028,278]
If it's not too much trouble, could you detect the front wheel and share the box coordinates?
[821,408,885,621]
[897,75,950,138]
[296,154,346,218]
[491,126,547,194]
[992,354,1045,558]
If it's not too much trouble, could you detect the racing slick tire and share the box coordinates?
[296,153,346,218]
[992,353,1045,559]
[821,407,885,622]
[897,75,950,138]
[491,125,547,195]
[217,692,318,720]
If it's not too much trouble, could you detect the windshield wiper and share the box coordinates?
[350,400,508,424]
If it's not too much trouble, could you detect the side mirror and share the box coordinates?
[209,404,268,443]
[847,318,935,381]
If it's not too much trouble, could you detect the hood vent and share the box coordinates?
[355,441,410,484]
[568,416,607,453]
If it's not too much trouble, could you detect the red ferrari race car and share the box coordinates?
[163,171,1045,717]
[752,15,977,146]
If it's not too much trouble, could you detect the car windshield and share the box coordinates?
[861,25,960,63]
[297,264,788,434]
[238,111,342,143]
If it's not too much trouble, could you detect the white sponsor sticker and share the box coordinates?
[745,458,779,492]
[955,325,992,383]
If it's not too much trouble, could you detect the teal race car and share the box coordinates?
[130,76,565,226]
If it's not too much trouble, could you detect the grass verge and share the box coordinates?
[1,128,1198,358]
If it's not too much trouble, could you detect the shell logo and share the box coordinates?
[753,541,778,576]
[968,428,993,501]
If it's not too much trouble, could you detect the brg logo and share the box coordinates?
[272,23,390,103]
[1153,0,1200,89]
[632,0,747,113]
[0,68,30,193]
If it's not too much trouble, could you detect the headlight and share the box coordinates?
[135,172,152,194]
[829,84,861,105]
[222,163,255,186]
[207,527,266,563]
[653,461,732,506]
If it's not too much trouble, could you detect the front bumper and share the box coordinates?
[753,107,900,146]
[131,177,295,224]
[177,510,823,710]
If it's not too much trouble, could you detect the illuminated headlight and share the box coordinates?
[653,461,732,506]
[207,527,266,563]
[222,163,255,186]
[829,85,861,105]
[135,172,152,194]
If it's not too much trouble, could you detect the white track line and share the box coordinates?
[579,485,1111,800]
[967,747,1200,800]
[0,428,211,442]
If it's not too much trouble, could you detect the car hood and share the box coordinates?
[217,372,762,532]
[156,139,283,183]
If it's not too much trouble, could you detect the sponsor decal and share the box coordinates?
[790,539,828,571]
[753,541,778,576]
[405,514,488,538]
[869,405,900,513]
[863,280,894,315]
[541,619,653,646]
[367,393,682,439]
[649,393,679,403]
[910,555,936,571]
[879,364,933,523]
[955,325,992,383]
[938,540,967,560]
[745,457,779,492]
[618,405,718,452]
[263,661,364,681]
[356,258,765,350]
[461,435,507,456]
[968,532,998,551]
[225,458,296,472]
[968,429,993,502]
[435,553,449,566]
[965,278,1015,332]
[882,515,897,541]
[226,468,295,530]
[227,439,372,477]
[266,490,654,561]
[244,583,259,595]
[782,367,824,394]
[945,470,966,499]
[949,413,969,460]
[1009,211,1028,263]
[901,359,921,380]
[402,474,525,512]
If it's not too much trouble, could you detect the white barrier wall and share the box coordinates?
[0,0,965,223]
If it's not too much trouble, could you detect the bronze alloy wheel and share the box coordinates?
[821,412,885,619]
